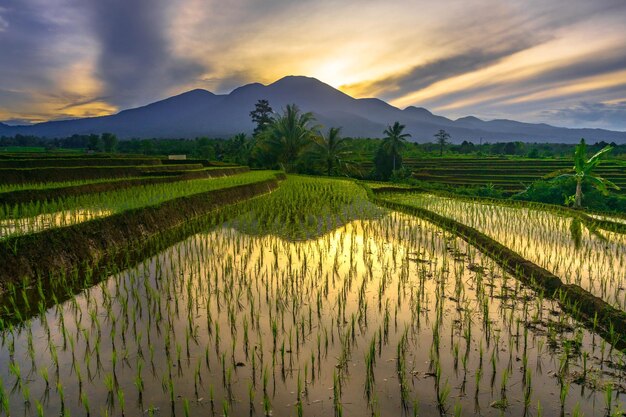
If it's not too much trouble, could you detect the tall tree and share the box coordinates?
[195,137,215,159]
[309,127,353,176]
[373,145,395,180]
[102,132,118,153]
[88,134,101,152]
[228,133,254,165]
[554,138,619,208]
[250,99,273,136]
[260,104,318,172]
[434,129,450,156]
[382,122,410,171]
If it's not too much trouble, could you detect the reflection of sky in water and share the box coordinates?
[0,209,111,238]
[589,213,626,225]
[386,193,626,309]
[0,216,622,417]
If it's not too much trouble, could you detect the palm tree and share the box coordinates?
[555,138,619,208]
[434,129,450,156]
[228,133,254,165]
[382,122,411,171]
[309,127,353,176]
[260,104,318,172]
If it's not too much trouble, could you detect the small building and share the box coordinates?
[168,155,187,160]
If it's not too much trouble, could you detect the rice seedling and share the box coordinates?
[383,191,626,310]
[0,176,624,417]
[0,170,278,239]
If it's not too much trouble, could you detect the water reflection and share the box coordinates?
[0,215,623,417]
[0,209,112,239]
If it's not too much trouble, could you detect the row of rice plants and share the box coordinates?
[382,192,626,310]
[0,177,153,194]
[1,176,624,416]
[0,171,278,239]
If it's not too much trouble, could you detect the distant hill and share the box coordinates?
[2,75,625,143]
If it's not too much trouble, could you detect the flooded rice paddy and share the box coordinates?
[0,209,112,239]
[383,193,626,311]
[1,211,625,416]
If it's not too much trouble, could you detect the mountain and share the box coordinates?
[1,75,625,143]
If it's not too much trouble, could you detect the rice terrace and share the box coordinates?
[2,1,626,416]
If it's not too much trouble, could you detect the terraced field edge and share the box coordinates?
[0,166,250,205]
[367,186,626,350]
[0,173,285,293]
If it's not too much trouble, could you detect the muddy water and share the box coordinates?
[0,213,624,416]
[384,193,626,311]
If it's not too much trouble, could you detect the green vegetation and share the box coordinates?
[434,129,450,156]
[379,191,626,308]
[0,176,150,193]
[1,130,626,417]
[307,127,354,176]
[257,104,319,172]
[0,170,278,238]
[382,121,411,171]
[552,138,619,207]
[250,99,274,136]
[231,176,381,240]
[1,172,625,417]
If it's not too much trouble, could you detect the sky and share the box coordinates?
[0,0,625,130]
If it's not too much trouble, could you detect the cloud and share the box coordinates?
[342,45,537,101]
[0,8,8,32]
[541,101,626,131]
[0,0,625,131]
[82,0,207,108]
[1,119,34,126]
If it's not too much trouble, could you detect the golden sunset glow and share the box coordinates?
[0,0,625,129]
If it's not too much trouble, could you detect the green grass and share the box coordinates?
[0,177,155,193]
[0,147,48,153]
[231,175,382,240]
[383,158,626,194]
[1,171,279,221]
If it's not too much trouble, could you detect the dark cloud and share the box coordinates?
[0,0,625,131]
[56,96,109,111]
[200,70,266,93]
[0,1,80,123]
[418,47,626,111]
[83,0,207,108]
[346,44,537,101]
[0,1,68,90]
[541,101,626,131]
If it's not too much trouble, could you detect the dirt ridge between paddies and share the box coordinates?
[0,173,286,295]
[0,157,164,168]
[0,166,250,205]
[0,164,206,184]
[367,186,626,351]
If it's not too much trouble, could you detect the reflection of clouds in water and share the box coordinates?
[0,209,111,239]
[1,215,619,417]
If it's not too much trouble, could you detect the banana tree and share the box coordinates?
[555,138,619,208]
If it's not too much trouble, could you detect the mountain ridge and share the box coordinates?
[1,76,625,143]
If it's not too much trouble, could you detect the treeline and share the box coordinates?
[2,99,625,181]
[3,134,624,161]
[0,133,119,152]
